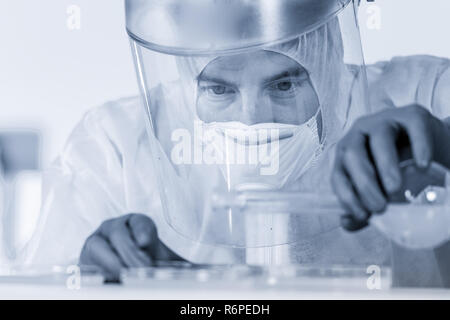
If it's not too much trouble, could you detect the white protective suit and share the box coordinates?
[21,19,450,285]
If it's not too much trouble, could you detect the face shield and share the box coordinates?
[126,0,370,249]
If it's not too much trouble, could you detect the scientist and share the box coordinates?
[22,0,450,285]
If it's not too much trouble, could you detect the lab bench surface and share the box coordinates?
[0,282,449,300]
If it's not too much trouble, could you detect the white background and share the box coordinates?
[0,0,137,166]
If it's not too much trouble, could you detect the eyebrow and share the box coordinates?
[196,74,236,88]
[196,66,307,87]
[264,67,307,84]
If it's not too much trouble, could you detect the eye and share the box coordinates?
[203,85,236,98]
[210,85,227,95]
[276,81,293,91]
[267,79,301,98]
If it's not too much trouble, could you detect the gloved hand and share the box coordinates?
[80,213,184,282]
[331,104,450,231]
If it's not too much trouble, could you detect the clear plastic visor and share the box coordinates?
[130,1,370,248]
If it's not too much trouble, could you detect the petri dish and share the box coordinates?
[121,263,391,291]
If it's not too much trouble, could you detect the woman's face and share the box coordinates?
[196,50,320,125]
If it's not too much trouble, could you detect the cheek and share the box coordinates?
[196,96,242,122]
[269,90,320,125]
[273,107,300,125]
[195,97,211,121]
[296,85,320,120]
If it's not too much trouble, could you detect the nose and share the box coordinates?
[239,89,272,125]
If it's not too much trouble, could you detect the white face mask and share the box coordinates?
[199,113,322,191]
